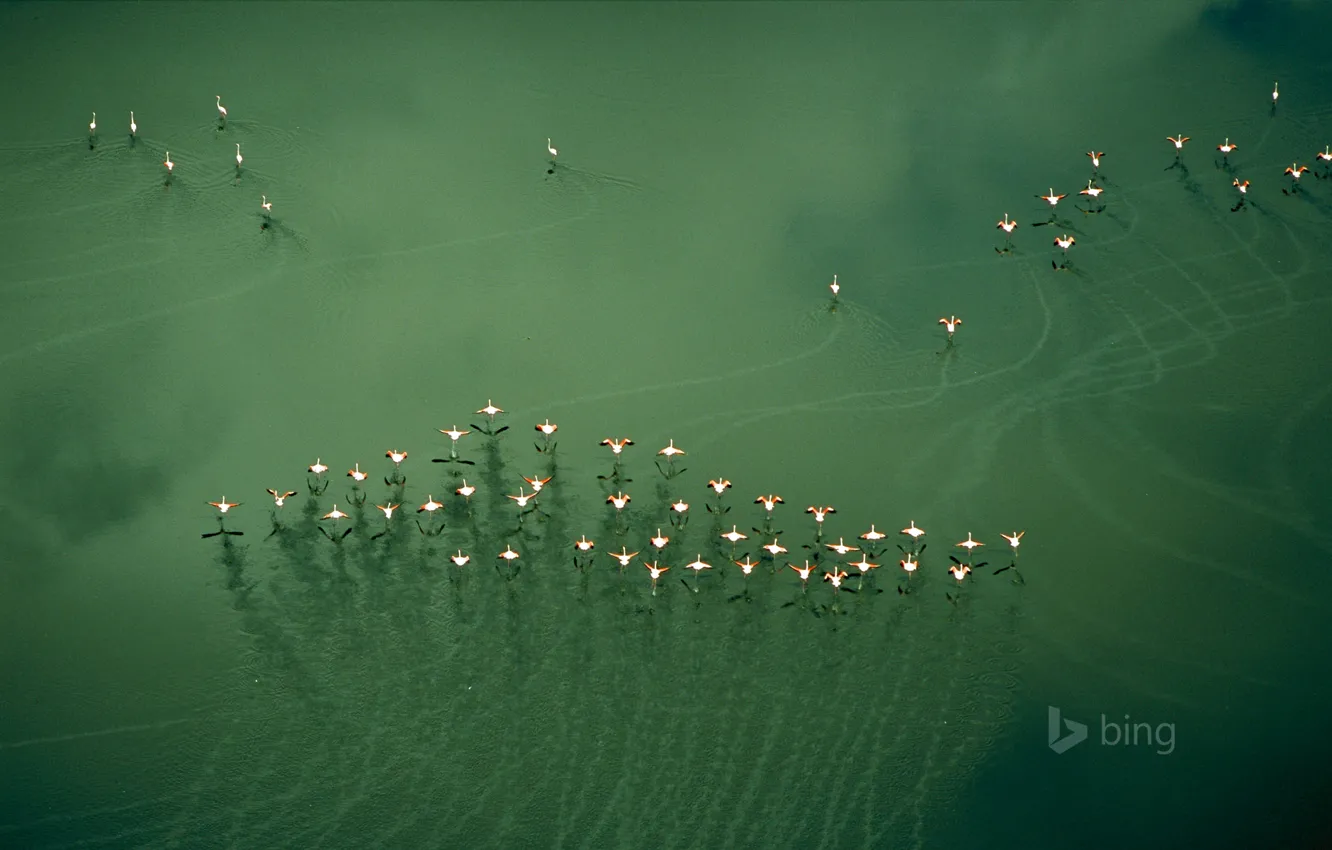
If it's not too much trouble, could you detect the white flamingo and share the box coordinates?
[216,95,227,120]
[547,137,558,159]
[235,143,243,169]
[260,195,272,215]
[129,111,136,136]
[164,151,174,174]
[89,112,97,135]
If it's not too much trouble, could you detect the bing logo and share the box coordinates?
[1048,706,1175,755]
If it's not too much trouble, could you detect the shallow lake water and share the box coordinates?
[2,2,1330,848]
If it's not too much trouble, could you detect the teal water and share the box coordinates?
[1,2,1330,848]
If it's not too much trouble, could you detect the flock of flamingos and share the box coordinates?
[202,401,1030,606]
[100,80,1314,604]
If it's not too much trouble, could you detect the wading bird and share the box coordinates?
[681,555,713,593]
[435,426,474,464]
[306,457,329,493]
[826,537,858,557]
[208,497,241,514]
[202,496,244,538]
[656,439,686,478]
[956,532,984,556]
[900,521,926,544]
[1284,162,1310,193]
[600,438,634,480]
[1038,187,1066,207]
[1000,530,1024,554]
[523,474,552,493]
[650,528,670,552]
[385,449,408,484]
[573,535,596,570]
[370,503,401,539]
[706,478,733,514]
[860,525,888,547]
[644,561,669,596]
[789,560,816,593]
[497,545,521,579]
[473,400,507,436]
[1231,178,1251,212]
[806,505,835,540]
[320,504,352,540]
[897,553,919,594]
[720,525,747,555]
[1079,180,1105,213]
[1053,234,1076,270]
[266,489,297,507]
[754,493,784,533]
[535,419,558,453]
[669,498,690,529]
[996,213,1018,254]
[417,495,445,535]
[1036,188,1066,225]
[456,479,476,504]
[939,315,961,342]
[1166,134,1190,170]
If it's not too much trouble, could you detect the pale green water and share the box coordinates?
[2,2,1330,848]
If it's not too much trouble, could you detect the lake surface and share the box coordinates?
[2,2,1330,848]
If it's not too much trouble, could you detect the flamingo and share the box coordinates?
[89,112,97,136]
[163,151,174,175]
[266,489,297,507]
[547,137,558,159]
[216,95,227,121]
[235,143,243,169]
[644,561,669,596]
[129,111,136,137]
[208,497,241,514]
[1038,188,1066,206]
